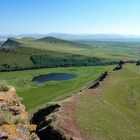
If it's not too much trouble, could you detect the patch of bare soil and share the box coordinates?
[57,90,91,140]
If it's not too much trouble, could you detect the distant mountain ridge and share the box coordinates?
[1,33,140,41]
[1,36,73,47]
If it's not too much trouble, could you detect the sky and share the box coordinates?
[0,0,140,35]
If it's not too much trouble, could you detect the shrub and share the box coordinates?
[0,82,11,91]
[13,118,26,125]
[0,112,14,125]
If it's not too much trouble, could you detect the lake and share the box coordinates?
[32,73,77,83]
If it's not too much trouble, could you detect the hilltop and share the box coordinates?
[1,38,21,47]
[37,36,69,43]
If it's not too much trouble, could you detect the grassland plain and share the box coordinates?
[0,65,113,114]
[75,64,140,140]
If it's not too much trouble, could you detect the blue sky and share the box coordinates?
[0,0,140,35]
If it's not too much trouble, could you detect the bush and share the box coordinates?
[13,118,27,125]
[0,82,11,91]
[0,111,26,126]
[136,60,140,66]
[0,112,14,125]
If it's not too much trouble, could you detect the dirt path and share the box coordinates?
[57,90,91,140]
[56,85,106,140]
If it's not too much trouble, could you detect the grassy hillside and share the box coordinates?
[75,64,140,140]
[2,37,90,54]
[2,37,140,61]
[0,46,79,67]
[0,37,139,72]
[0,37,120,72]
[0,45,108,71]
[0,65,113,113]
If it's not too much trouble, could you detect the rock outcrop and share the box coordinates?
[31,104,68,140]
[136,61,140,66]
[113,60,125,71]
[0,85,39,140]
[89,71,108,89]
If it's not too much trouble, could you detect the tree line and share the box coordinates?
[0,54,120,72]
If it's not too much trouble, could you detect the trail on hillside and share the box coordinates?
[57,72,110,140]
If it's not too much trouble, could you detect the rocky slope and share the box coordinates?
[0,84,39,140]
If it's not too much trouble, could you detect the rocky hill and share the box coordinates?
[1,38,21,47]
[0,84,39,140]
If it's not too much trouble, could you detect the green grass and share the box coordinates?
[0,65,113,113]
[15,38,140,60]
[0,46,79,67]
[75,64,140,140]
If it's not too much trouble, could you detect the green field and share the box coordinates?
[75,64,140,140]
[0,65,113,113]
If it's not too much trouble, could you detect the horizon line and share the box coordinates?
[1,33,140,36]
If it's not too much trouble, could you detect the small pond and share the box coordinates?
[32,73,77,83]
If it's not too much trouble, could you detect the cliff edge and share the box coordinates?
[0,84,39,140]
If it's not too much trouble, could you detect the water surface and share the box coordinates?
[32,73,77,83]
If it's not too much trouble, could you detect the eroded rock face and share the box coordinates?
[0,86,39,140]
[31,104,68,140]
[113,60,125,71]
[89,71,108,89]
